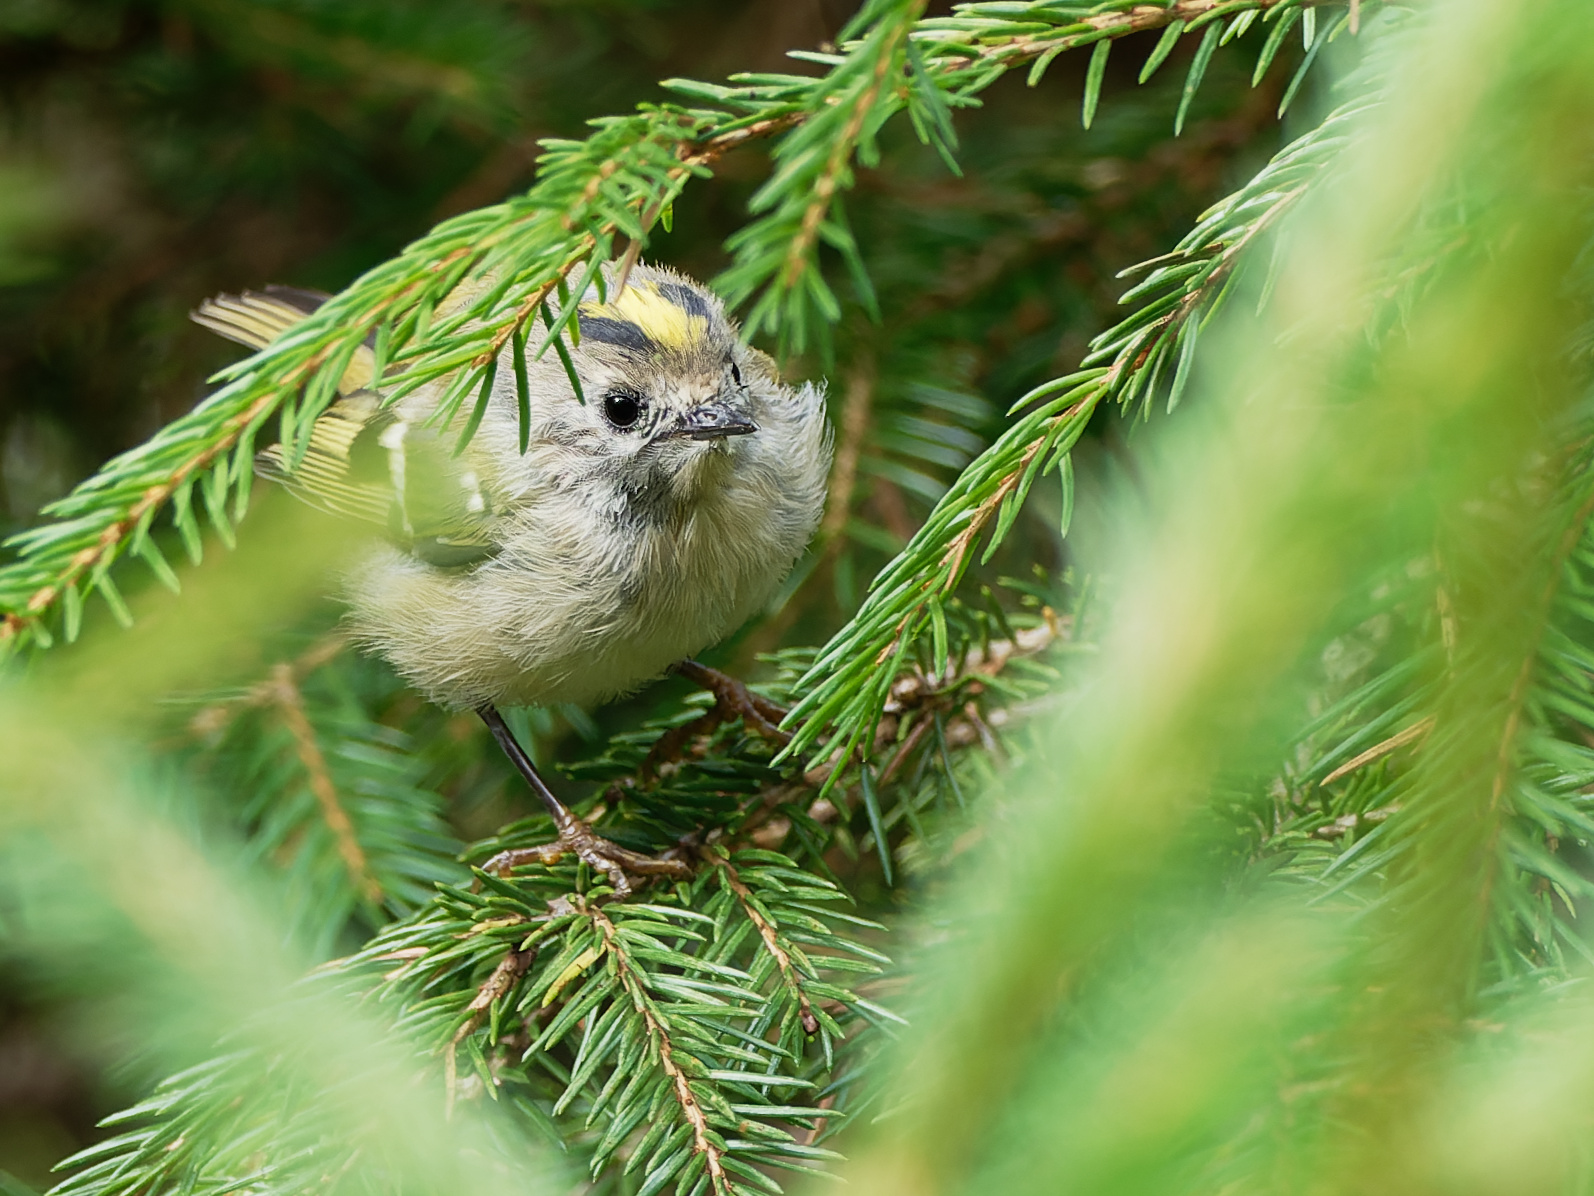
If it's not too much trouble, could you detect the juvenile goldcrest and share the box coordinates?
[195,264,830,888]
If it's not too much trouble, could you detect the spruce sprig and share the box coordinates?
[782,97,1377,772]
[1253,441,1594,984]
[0,0,1357,652]
[50,848,889,1196]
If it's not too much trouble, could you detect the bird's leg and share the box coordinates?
[639,660,792,781]
[675,660,791,744]
[477,706,689,898]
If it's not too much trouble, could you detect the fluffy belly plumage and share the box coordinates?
[344,523,785,710]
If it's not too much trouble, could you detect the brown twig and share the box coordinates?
[685,113,806,166]
[186,631,348,738]
[801,1095,838,1147]
[638,706,735,784]
[875,715,935,788]
[875,617,1062,758]
[706,848,820,1034]
[445,945,536,1116]
[820,360,875,547]
[638,661,791,782]
[738,618,1065,848]
[588,902,731,1196]
[1320,716,1436,786]
[263,660,382,905]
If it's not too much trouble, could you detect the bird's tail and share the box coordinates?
[191,285,376,393]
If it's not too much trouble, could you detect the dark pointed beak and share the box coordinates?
[666,400,758,441]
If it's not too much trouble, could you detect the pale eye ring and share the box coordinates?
[602,390,645,431]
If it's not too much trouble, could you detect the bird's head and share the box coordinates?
[522,264,776,507]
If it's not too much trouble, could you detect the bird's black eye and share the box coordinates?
[730,362,743,387]
[602,391,645,430]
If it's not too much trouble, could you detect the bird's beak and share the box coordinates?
[665,400,758,441]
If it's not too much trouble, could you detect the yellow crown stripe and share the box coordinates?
[580,281,707,351]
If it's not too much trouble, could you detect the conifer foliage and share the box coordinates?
[6,1,1594,1195]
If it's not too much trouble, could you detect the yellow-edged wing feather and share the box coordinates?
[193,287,499,566]
[192,286,376,392]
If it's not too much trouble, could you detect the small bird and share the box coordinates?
[195,264,831,890]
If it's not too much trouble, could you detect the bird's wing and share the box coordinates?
[194,288,503,568]
[192,286,379,394]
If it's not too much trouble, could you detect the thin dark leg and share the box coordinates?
[478,705,579,834]
[476,705,689,895]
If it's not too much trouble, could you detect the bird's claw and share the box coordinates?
[482,817,690,899]
[676,659,791,745]
[476,669,786,896]
[640,661,790,781]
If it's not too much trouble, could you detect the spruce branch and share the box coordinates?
[180,643,466,952]
[0,0,1357,652]
[717,855,821,1037]
[264,661,383,906]
[718,0,927,355]
[1421,467,1594,976]
[585,898,735,1196]
[782,97,1372,771]
[363,851,886,1192]
[1249,439,1594,982]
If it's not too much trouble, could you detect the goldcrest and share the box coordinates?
[195,265,831,715]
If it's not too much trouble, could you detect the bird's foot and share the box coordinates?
[678,659,791,744]
[641,661,791,780]
[481,817,690,899]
